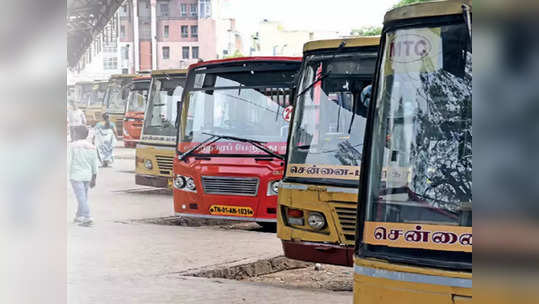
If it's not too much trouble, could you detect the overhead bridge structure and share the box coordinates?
[67,0,124,68]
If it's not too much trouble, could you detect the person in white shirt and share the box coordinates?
[69,125,97,226]
[67,100,87,141]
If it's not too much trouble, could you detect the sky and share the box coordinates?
[222,0,400,36]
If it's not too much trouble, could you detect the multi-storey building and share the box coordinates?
[68,0,234,84]
[119,0,225,71]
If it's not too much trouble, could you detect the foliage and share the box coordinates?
[350,26,382,37]
[393,0,432,8]
[223,49,244,59]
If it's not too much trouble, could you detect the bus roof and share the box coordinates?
[75,80,108,85]
[132,75,152,81]
[187,56,302,71]
[385,0,471,23]
[151,69,188,76]
[303,36,380,53]
[109,74,138,79]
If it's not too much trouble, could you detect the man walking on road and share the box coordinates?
[67,100,87,141]
[69,125,97,226]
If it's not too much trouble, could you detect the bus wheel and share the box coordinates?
[256,222,276,232]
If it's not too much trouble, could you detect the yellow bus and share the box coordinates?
[353,1,472,303]
[277,37,379,266]
[135,69,187,188]
[75,80,108,126]
[104,74,138,136]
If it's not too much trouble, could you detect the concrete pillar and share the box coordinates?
[133,0,140,72]
[150,0,157,70]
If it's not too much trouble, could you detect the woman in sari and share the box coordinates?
[94,113,118,167]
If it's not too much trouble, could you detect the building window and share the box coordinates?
[190,4,197,16]
[162,46,170,59]
[180,4,187,16]
[181,26,188,38]
[122,46,129,60]
[182,46,189,59]
[103,41,117,53]
[192,46,199,59]
[190,25,198,38]
[200,0,211,18]
[103,57,118,70]
[120,25,126,39]
[119,4,129,17]
[160,3,169,16]
[163,25,169,38]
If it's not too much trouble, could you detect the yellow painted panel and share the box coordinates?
[355,258,472,281]
[353,258,472,304]
[277,184,357,245]
[385,0,471,23]
[354,274,453,304]
[363,221,472,252]
[135,145,175,178]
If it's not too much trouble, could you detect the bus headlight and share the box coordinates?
[267,180,281,196]
[185,177,196,191]
[307,212,326,231]
[272,181,280,193]
[144,159,153,169]
[173,175,186,189]
[174,175,196,192]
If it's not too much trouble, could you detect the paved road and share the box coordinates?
[68,143,351,303]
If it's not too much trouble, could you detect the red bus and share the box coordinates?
[173,57,302,227]
[123,75,151,147]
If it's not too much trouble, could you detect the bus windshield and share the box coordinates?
[105,79,130,113]
[287,51,377,184]
[76,84,92,108]
[142,76,185,137]
[365,24,471,231]
[126,81,149,113]
[179,65,298,156]
[87,83,107,107]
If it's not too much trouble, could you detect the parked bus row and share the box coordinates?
[69,1,472,302]
[69,73,151,147]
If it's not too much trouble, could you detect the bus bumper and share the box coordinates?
[135,174,171,188]
[281,240,353,266]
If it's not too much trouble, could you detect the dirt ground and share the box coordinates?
[246,263,353,292]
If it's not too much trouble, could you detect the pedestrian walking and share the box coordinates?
[69,125,97,226]
[67,100,87,141]
[95,113,118,167]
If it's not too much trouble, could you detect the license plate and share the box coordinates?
[167,178,173,188]
[209,205,254,217]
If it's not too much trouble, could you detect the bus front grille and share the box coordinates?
[334,206,357,243]
[155,155,174,174]
[202,176,259,196]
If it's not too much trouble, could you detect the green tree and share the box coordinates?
[223,49,244,59]
[350,26,382,37]
[393,0,432,8]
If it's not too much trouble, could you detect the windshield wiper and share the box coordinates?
[202,132,285,160]
[295,72,331,99]
[178,134,220,161]
[295,41,347,99]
